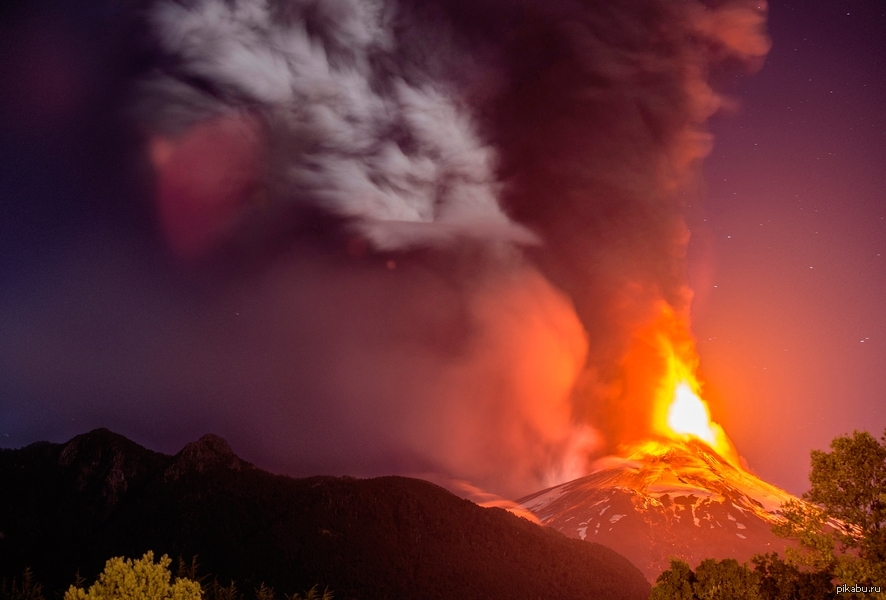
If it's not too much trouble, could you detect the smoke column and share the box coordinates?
[0,0,769,497]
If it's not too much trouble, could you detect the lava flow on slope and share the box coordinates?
[517,438,797,581]
[519,303,800,581]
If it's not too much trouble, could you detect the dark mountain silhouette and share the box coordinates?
[1,429,650,600]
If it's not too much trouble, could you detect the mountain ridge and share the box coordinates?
[1,428,650,600]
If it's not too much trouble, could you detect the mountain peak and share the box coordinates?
[164,433,251,480]
[54,428,164,506]
[58,428,147,464]
[518,438,799,581]
[187,433,235,458]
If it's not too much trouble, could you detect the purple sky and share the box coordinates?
[691,0,886,493]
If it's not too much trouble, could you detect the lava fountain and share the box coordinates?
[667,383,715,443]
[654,371,740,468]
[621,301,742,468]
[518,301,801,581]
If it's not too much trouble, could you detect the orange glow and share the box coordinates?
[667,382,716,444]
[630,302,742,467]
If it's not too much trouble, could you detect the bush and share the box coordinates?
[64,552,201,600]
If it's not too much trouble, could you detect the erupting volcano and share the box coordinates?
[1,0,798,585]
[518,304,799,581]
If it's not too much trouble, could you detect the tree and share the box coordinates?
[774,429,886,592]
[751,553,832,600]
[693,559,761,600]
[284,585,333,600]
[204,581,240,600]
[1,568,45,600]
[771,500,835,572]
[254,583,275,600]
[806,430,886,563]
[651,559,696,600]
[64,552,202,600]
[650,558,761,600]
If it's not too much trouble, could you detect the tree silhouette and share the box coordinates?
[774,429,886,592]
[651,558,762,600]
[1,568,45,600]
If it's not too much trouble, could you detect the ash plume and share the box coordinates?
[139,0,536,256]
[0,0,769,497]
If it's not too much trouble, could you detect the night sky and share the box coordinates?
[1,0,884,498]
[691,0,886,494]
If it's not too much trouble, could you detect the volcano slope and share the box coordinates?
[518,439,798,582]
[0,429,650,600]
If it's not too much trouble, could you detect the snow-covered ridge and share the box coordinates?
[516,438,803,581]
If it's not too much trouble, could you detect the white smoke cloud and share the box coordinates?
[145,0,535,250]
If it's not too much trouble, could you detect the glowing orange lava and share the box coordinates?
[655,372,740,469]
[638,303,742,467]
[667,382,716,444]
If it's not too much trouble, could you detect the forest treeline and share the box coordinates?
[1,552,331,600]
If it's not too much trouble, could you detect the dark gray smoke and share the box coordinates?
[0,0,768,497]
